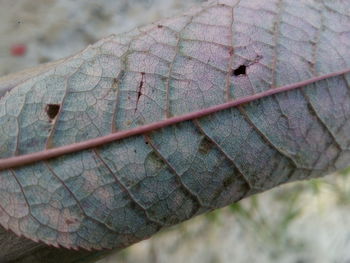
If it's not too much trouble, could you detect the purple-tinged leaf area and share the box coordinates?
[0,0,349,250]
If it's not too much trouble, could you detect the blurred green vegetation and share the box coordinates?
[203,168,350,258]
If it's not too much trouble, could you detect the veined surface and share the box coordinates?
[0,0,349,252]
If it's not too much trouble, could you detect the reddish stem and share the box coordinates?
[0,68,349,170]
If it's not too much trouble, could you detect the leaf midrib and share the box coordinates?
[0,68,349,170]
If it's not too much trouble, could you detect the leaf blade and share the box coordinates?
[0,0,349,250]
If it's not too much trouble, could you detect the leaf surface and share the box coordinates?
[0,0,349,250]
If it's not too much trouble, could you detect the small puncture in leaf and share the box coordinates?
[232,55,263,76]
[45,104,60,120]
[135,72,145,112]
[233,65,247,76]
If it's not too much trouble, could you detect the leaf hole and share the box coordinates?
[46,104,60,120]
[233,65,246,76]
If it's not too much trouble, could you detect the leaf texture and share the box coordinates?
[0,0,349,250]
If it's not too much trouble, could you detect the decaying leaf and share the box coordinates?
[0,0,349,250]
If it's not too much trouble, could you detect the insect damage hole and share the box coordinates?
[233,65,247,76]
[46,104,60,120]
[135,72,145,113]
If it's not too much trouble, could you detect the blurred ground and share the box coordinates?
[99,173,350,263]
[0,0,203,75]
[1,1,350,263]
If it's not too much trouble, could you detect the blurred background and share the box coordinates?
[1,1,350,262]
